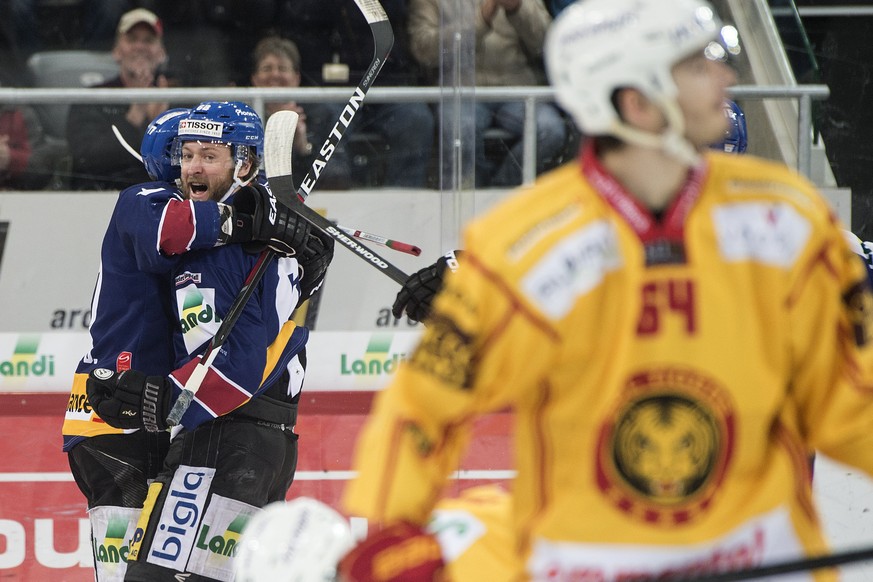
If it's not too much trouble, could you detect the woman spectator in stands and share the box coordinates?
[250,35,352,190]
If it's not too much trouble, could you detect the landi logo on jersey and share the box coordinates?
[340,334,408,376]
[93,515,132,566]
[178,119,224,138]
[186,494,257,579]
[0,334,55,379]
[177,286,222,354]
[193,511,247,558]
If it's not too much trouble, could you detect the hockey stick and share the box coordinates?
[680,544,873,581]
[337,226,421,256]
[266,114,410,285]
[112,124,143,162]
[296,0,394,201]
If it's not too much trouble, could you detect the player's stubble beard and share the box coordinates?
[180,172,237,202]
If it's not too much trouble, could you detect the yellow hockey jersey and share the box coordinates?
[344,145,873,581]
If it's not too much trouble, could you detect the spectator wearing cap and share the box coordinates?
[66,8,172,190]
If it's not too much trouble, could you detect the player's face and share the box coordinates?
[673,53,736,150]
[179,142,244,201]
[251,53,300,88]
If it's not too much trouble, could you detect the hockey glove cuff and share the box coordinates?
[232,183,312,256]
[86,369,173,432]
[298,228,336,303]
[392,250,463,322]
[213,202,255,248]
[338,521,445,582]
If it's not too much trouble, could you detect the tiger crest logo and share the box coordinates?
[595,368,735,525]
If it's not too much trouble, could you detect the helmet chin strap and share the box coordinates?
[219,158,255,203]
[609,99,702,167]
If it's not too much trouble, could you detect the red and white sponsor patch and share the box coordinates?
[116,352,132,372]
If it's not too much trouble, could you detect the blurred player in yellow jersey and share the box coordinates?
[336,0,873,579]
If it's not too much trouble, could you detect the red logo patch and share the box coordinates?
[117,352,132,372]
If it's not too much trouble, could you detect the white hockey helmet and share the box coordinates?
[545,0,737,161]
[234,498,355,582]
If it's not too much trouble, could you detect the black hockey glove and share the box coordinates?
[298,227,336,303]
[230,182,312,257]
[392,250,463,322]
[86,368,173,432]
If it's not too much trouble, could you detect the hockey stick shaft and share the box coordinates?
[337,226,421,256]
[296,0,394,201]
[112,124,143,162]
[680,545,873,581]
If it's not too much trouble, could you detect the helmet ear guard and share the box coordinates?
[545,0,740,163]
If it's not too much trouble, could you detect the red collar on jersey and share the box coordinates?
[580,141,709,245]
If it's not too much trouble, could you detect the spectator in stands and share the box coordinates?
[0,69,67,189]
[66,8,170,190]
[152,0,280,86]
[0,104,31,188]
[279,0,434,188]
[409,0,569,188]
[250,35,352,189]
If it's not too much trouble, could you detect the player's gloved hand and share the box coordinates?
[338,521,445,582]
[298,227,335,303]
[230,182,312,257]
[392,250,463,322]
[86,368,172,432]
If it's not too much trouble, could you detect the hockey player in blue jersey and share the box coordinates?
[63,102,332,581]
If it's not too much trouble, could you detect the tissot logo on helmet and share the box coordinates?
[178,120,224,138]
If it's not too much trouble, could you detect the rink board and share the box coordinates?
[0,392,512,580]
[4,393,873,581]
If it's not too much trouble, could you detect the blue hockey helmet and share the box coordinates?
[141,107,190,182]
[172,101,264,172]
[710,99,747,154]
